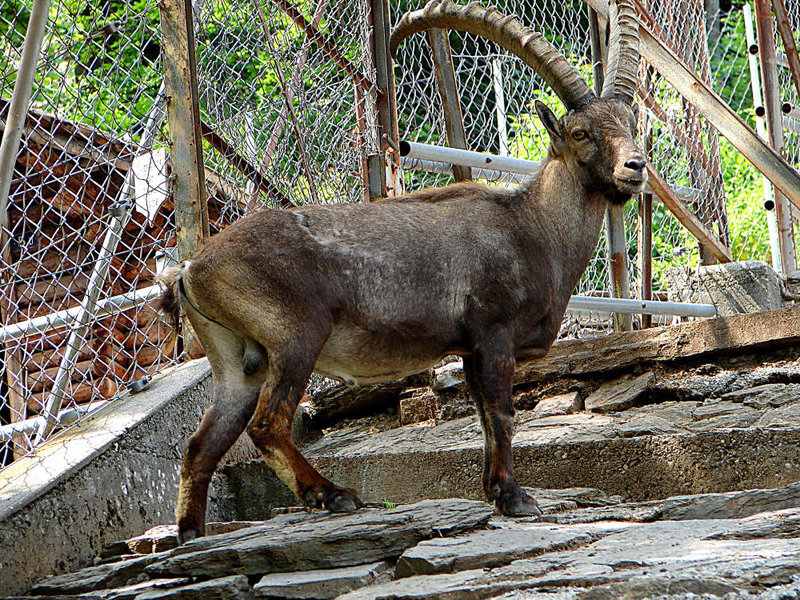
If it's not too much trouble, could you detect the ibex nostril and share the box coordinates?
[625,158,646,171]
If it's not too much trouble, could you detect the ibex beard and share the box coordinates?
[156,0,646,544]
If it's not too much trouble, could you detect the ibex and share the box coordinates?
[158,0,646,543]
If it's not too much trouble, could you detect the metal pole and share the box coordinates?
[771,0,800,102]
[33,89,168,443]
[492,58,509,157]
[744,3,781,272]
[370,0,403,198]
[754,0,797,274]
[0,0,51,235]
[566,295,715,318]
[589,5,632,331]
[400,141,703,202]
[639,64,654,329]
[0,285,162,344]
[428,29,471,182]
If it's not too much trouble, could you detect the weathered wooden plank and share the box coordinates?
[514,305,800,385]
[646,165,732,263]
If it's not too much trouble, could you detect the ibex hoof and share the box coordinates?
[304,486,364,512]
[496,489,542,517]
[326,488,365,513]
[177,527,203,546]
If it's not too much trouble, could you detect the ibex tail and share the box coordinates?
[155,262,190,335]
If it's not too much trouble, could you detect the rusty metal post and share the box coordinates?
[0,0,51,446]
[639,64,655,329]
[159,0,209,260]
[160,0,209,362]
[428,29,471,182]
[590,5,632,331]
[369,0,403,200]
[771,0,800,101]
[755,0,797,274]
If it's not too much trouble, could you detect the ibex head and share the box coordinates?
[391,0,647,201]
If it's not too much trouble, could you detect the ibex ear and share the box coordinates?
[534,100,563,143]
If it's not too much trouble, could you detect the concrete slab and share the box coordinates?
[0,358,259,596]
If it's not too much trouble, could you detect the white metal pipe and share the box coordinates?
[399,141,702,203]
[0,401,109,443]
[400,140,539,176]
[567,295,716,317]
[399,156,527,184]
[0,285,162,343]
[0,0,52,235]
[744,4,781,272]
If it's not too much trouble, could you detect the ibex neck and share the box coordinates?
[526,159,609,293]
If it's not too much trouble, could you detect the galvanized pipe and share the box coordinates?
[0,0,51,234]
[0,401,109,443]
[0,284,162,343]
[399,156,527,184]
[567,295,716,318]
[754,0,797,274]
[400,140,702,203]
[33,89,167,444]
[743,3,781,272]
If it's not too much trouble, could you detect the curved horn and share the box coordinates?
[600,0,640,104]
[390,0,596,110]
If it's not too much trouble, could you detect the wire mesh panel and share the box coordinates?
[392,0,785,336]
[0,0,795,469]
[0,0,179,463]
[0,0,378,465]
[194,0,377,217]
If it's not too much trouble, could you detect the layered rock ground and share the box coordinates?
[7,307,800,599]
[13,488,800,599]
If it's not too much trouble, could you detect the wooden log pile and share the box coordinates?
[0,100,242,441]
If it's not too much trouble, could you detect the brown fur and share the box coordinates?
[158,96,647,544]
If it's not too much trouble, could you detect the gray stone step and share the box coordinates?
[145,499,492,579]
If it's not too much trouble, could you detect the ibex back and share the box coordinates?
[157,0,646,543]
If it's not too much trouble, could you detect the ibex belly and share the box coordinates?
[314,323,447,385]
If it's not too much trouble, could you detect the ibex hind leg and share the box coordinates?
[176,308,267,544]
[246,334,364,513]
[463,352,542,517]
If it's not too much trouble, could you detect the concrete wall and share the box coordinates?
[0,359,258,596]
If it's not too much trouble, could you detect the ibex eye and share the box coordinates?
[572,130,587,140]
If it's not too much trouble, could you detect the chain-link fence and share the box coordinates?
[394,0,798,336]
[1,0,798,466]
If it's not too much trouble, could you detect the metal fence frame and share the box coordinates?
[0,0,798,465]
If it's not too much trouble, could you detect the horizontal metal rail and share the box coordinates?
[0,401,109,442]
[400,156,528,184]
[0,284,162,343]
[567,295,716,317]
[399,141,702,203]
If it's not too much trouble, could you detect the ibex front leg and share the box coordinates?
[464,350,541,517]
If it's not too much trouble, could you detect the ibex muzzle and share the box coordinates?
[157,0,645,544]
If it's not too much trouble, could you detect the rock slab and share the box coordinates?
[585,373,654,413]
[145,499,493,579]
[135,575,252,599]
[395,525,596,577]
[253,561,392,599]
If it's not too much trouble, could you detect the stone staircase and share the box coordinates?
[6,306,800,598]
